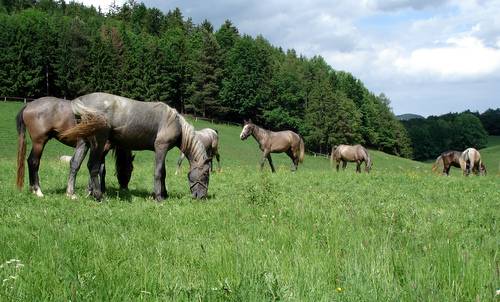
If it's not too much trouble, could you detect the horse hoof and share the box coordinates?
[32,188,44,198]
[66,193,77,200]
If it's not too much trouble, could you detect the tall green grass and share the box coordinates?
[0,102,498,301]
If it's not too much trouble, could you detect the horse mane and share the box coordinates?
[177,114,208,163]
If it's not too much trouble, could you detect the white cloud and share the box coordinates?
[71,0,125,13]
[394,36,500,79]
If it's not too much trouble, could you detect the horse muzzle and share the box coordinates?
[190,181,208,199]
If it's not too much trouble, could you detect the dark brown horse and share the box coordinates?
[16,97,133,198]
[239,119,304,172]
[431,150,462,176]
[176,128,220,175]
[331,144,372,173]
[60,93,210,200]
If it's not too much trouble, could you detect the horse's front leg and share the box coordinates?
[356,161,361,173]
[154,145,168,201]
[66,139,88,199]
[342,160,347,170]
[267,154,276,173]
[175,153,185,175]
[215,152,221,172]
[336,160,340,172]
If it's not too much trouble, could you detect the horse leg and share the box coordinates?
[356,161,361,173]
[86,140,107,201]
[66,139,89,199]
[27,140,46,197]
[154,145,168,201]
[286,150,297,171]
[175,153,185,175]
[99,147,110,194]
[260,151,269,171]
[267,153,276,173]
[215,151,221,172]
[342,160,347,171]
[336,160,340,172]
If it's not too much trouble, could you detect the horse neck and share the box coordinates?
[179,116,207,165]
[251,125,268,144]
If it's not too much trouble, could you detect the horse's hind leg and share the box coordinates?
[87,139,107,201]
[27,140,47,197]
[66,140,89,199]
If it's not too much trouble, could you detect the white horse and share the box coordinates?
[459,148,486,176]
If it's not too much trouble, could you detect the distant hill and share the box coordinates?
[397,113,425,121]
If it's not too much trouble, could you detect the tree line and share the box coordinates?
[402,110,496,161]
[0,0,414,156]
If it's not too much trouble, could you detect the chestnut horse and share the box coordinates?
[239,119,304,172]
[431,150,462,176]
[16,97,133,198]
[331,144,372,173]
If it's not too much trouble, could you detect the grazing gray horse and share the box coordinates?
[239,119,304,172]
[459,148,486,176]
[60,93,211,200]
[176,128,220,175]
[331,144,372,173]
[15,97,133,198]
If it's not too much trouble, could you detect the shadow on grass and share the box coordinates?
[44,186,215,202]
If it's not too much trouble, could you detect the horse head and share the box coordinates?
[240,119,255,140]
[188,157,211,199]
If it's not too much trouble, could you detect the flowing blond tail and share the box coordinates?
[298,136,305,163]
[59,113,108,142]
[16,106,27,190]
[431,155,443,173]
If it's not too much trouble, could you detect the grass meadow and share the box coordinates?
[0,102,499,301]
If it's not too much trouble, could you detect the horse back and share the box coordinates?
[23,97,76,145]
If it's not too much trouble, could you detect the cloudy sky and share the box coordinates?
[80,0,500,116]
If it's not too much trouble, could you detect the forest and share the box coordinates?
[1,0,497,159]
[402,110,499,161]
[0,0,414,157]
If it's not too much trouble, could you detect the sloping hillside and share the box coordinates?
[2,102,428,174]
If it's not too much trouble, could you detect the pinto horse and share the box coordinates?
[239,119,304,172]
[16,97,133,198]
[331,144,372,173]
[60,93,211,200]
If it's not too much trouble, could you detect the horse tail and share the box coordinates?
[298,136,305,163]
[364,148,372,172]
[59,113,108,142]
[16,105,27,190]
[114,147,134,189]
[431,155,443,173]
